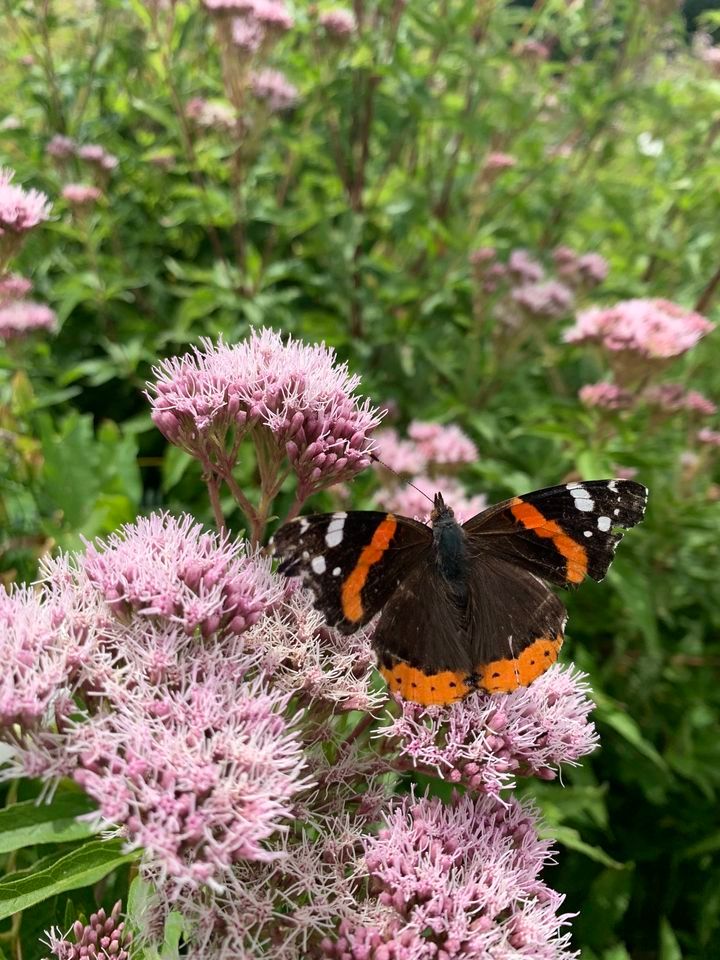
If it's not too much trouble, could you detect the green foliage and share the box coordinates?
[1,0,719,957]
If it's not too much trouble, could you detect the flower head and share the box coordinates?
[250,68,299,111]
[484,151,517,172]
[61,183,102,206]
[319,7,357,37]
[46,134,77,160]
[81,512,279,637]
[565,298,714,360]
[377,475,487,524]
[77,144,118,172]
[511,280,574,319]
[698,427,720,447]
[185,97,236,131]
[0,168,51,260]
[0,300,57,340]
[507,248,545,284]
[0,272,32,300]
[43,901,132,960]
[643,384,717,417]
[579,382,634,411]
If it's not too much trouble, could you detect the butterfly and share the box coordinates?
[271,479,648,706]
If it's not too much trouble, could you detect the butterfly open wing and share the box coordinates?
[462,479,647,587]
[271,511,432,633]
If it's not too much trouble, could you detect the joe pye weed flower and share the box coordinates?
[0,327,600,957]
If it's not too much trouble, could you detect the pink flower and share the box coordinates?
[698,427,720,447]
[0,300,57,340]
[250,68,299,111]
[379,664,598,796]
[377,475,487,523]
[147,329,382,499]
[61,183,102,206]
[46,134,77,159]
[250,0,293,30]
[0,168,51,257]
[468,245,496,268]
[0,272,32,300]
[203,0,256,11]
[554,247,608,287]
[319,8,357,37]
[185,97,236,130]
[43,902,132,960]
[576,252,609,285]
[515,38,550,60]
[407,420,478,467]
[565,298,715,360]
[77,144,118,172]
[82,512,279,637]
[373,429,426,475]
[231,15,266,50]
[484,151,517,172]
[579,382,634,411]
[512,280,574,318]
[323,792,576,959]
[507,248,545,284]
[643,384,717,417]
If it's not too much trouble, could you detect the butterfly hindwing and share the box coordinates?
[463,479,647,587]
[271,511,432,633]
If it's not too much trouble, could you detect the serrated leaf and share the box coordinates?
[0,840,139,921]
[0,792,99,854]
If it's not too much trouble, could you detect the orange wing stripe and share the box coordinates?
[477,634,564,694]
[510,497,587,584]
[341,515,398,622]
[380,661,470,706]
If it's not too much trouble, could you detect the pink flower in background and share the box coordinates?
[319,7,357,37]
[204,0,257,11]
[379,664,598,796]
[231,15,266,50]
[484,151,517,172]
[468,245,496,268]
[77,144,118,172]
[576,252,609,285]
[643,384,717,417]
[0,272,32,300]
[698,427,720,447]
[61,183,102,206]
[553,247,608,288]
[250,68,299,111]
[147,329,382,499]
[323,792,576,959]
[579,382,634,411]
[251,0,293,31]
[46,134,77,159]
[515,37,551,60]
[0,300,57,340]
[512,279,574,318]
[373,429,426,475]
[0,168,51,251]
[377,475,487,522]
[565,298,715,359]
[507,248,545,284]
[43,902,132,960]
[185,97,236,130]
[408,420,478,467]
[82,512,279,637]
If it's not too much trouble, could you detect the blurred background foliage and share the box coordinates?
[1,1,720,958]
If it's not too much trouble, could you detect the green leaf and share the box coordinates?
[0,839,139,921]
[659,917,683,960]
[542,825,623,869]
[0,792,99,854]
[595,702,667,771]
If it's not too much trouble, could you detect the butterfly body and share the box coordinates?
[272,479,647,706]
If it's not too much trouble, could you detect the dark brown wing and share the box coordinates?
[271,510,432,633]
[462,479,648,587]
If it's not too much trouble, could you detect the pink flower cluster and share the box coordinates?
[61,183,102,207]
[43,901,132,960]
[0,167,51,263]
[185,97,237,131]
[379,664,598,796]
[0,272,57,341]
[147,328,382,501]
[250,67,299,111]
[322,792,576,959]
[643,384,717,417]
[319,8,357,38]
[579,382,633,412]
[484,151,517,172]
[698,427,720,448]
[553,246,609,287]
[565,298,715,360]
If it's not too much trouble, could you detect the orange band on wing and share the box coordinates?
[341,515,398,622]
[380,661,470,706]
[510,498,587,584]
[478,634,564,694]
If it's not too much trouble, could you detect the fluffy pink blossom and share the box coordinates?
[0,168,51,258]
[322,792,576,959]
[77,144,119,172]
[147,329,382,499]
[643,384,717,417]
[484,151,517,172]
[515,38,551,60]
[407,420,478,467]
[43,901,132,960]
[71,649,309,889]
[554,247,608,287]
[250,68,299,111]
[82,512,279,637]
[185,97,236,130]
[373,429,426,475]
[231,15,266,50]
[319,8,357,37]
[377,475,487,523]
[0,272,32,300]
[204,0,256,11]
[565,298,715,359]
[250,0,293,30]
[468,245,496,268]
[0,300,57,340]
[512,280,574,318]
[579,382,634,411]
[61,183,102,206]
[46,134,77,159]
[378,664,598,797]
[507,248,545,284]
[698,427,720,447]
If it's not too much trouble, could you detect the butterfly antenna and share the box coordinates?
[370,453,434,504]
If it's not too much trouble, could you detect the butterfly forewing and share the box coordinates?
[462,479,647,587]
[271,511,432,633]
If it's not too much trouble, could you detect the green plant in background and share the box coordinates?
[0,0,719,957]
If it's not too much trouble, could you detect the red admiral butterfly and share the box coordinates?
[271,479,648,706]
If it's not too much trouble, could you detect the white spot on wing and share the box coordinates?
[302,550,309,560]
[569,485,595,511]
[325,512,347,549]
[613,508,620,516]
[608,480,619,492]
[597,516,611,532]
[584,530,593,538]
[311,556,326,574]
[332,566,341,577]
[299,518,309,533]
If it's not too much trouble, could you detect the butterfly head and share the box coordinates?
[430,492,455,525]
